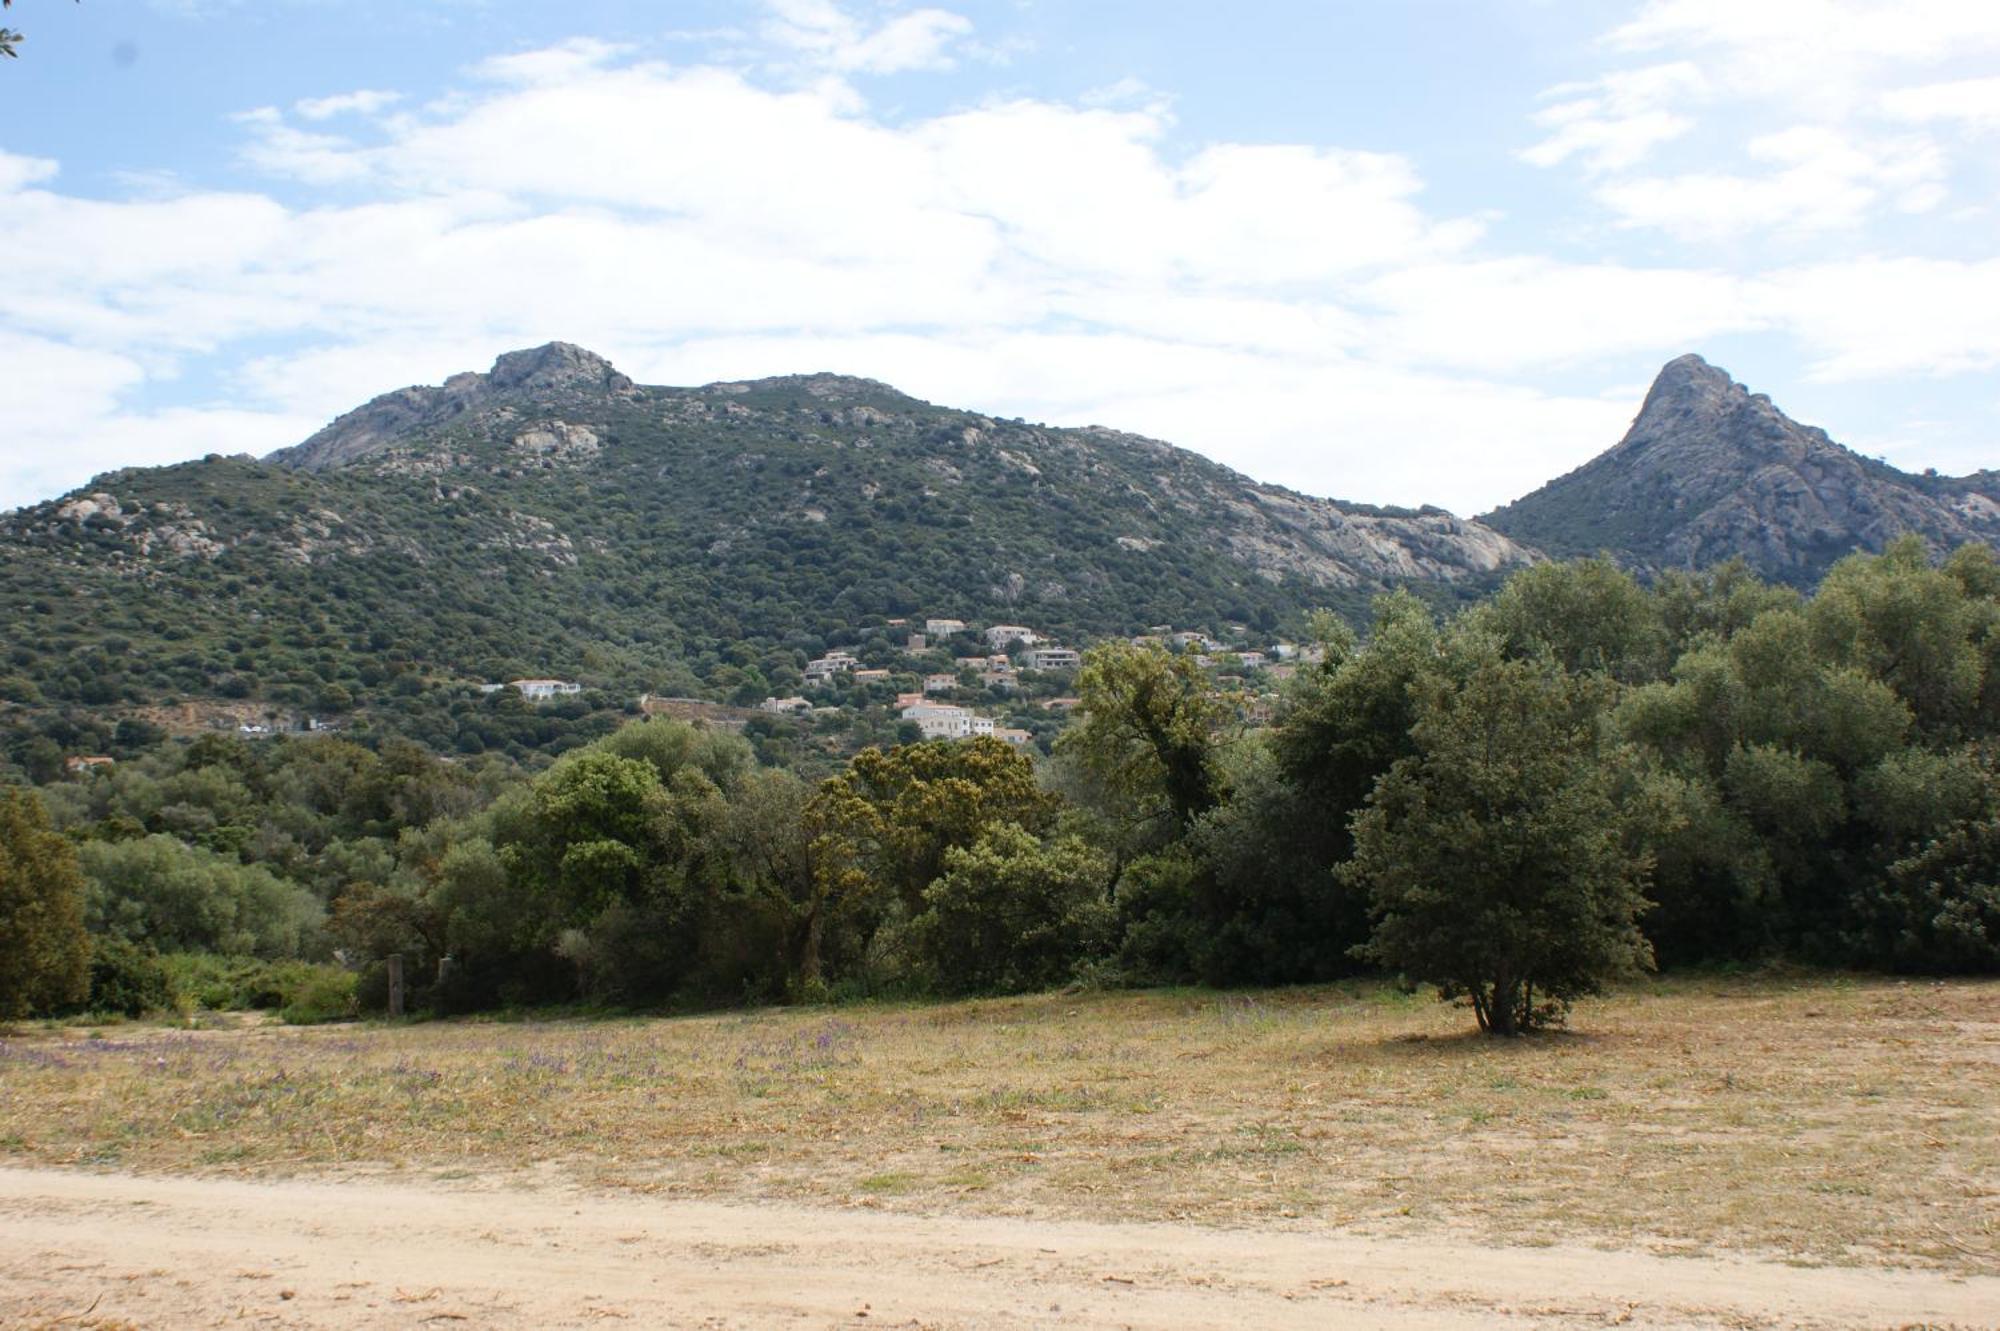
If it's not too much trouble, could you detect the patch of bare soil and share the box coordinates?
[2,1167,1994,1330]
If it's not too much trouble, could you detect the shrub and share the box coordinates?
[910,824,1114,995]
[84,937,176,1017]
[278,965,357,1024]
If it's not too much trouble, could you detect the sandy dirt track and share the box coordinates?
[1,1167,1993,1330]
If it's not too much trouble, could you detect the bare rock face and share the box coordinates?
[1484,355,2000,584]
[270,342,635,473]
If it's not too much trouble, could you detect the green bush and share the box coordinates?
[84,937,176,1017]
[278,965,357,1024]
[156,953,359,1017]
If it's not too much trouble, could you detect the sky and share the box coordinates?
[1,0,1996,518]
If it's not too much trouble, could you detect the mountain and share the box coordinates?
[1484,354,2000,584]
[0,344,1532,760]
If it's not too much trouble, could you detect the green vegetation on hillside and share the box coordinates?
[6,539,1999,1035]
[0,368,1512,770]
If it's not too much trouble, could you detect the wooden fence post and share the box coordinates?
[387,954,405,1019]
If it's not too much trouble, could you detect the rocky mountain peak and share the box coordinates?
[488,342,633,394]
[1485,353,2000,584]
[269,342,635,473]
[1635,353,1735,420]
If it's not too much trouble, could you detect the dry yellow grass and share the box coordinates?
[2,975,1994,1275]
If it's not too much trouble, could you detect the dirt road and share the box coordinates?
[1,1166,1992,1329]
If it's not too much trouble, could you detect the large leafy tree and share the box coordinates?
[1057,641,1236,839]
[810,737,1058,914]
[910,823,1113,995]
[1472,556,1665,682]
[0,786,91,1019]
[1345,653,1655,1035]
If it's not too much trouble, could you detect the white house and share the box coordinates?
[759,696,812,714]
[804,652,859,685]
[901,702,976,740]
[924,672,959,693]
[510,679,583,701]
[924,618,967,638]
[1024,647,1081,672]
[984,624,1040,650]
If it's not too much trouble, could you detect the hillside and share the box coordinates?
[1484,354,2000,584]
[0,343,1531,759]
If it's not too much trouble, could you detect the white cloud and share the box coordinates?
[1595,127,1946,238]
[472,37,633,87]
[0,150,58,192]
[1883,76,2000,131]
[1522,63,1705,172]
[7,19,1994,520]
[1362,259,1764,372]
[1759,257,2000,378]
[0,331,316,511]
[760,0,973,75]
[294,89,403,121]
[1611,0,2000,67]
[1531,1,2000,240]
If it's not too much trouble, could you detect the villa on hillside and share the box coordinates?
[485,678,583,701]
[984,624,1040,650]
[900,702,996,741]
[1023,647,1081,672]
[924,618,967,638]
[804,652,859,685]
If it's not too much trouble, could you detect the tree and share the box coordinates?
[78,833,323,958]
[493,750,669,925]
[909,823,1113,995]
[810,737,1058,915]
[0,786,91,1019]
[1473,556,1664,681]
[1344,654,1655,1035]
[1057,641,1236,839]
[0,0,67,61]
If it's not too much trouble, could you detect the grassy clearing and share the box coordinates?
[1,975,1994,1274]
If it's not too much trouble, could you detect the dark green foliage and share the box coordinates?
[1057,643,1235,835]
[1473,557,1665,680]
[1875,812,2000,971]
[13,529,2000,1027]
[83,936,175,1018]
[1184,746,1366,984]
[1344,654,1655,1034]
[0,786,91,1018]
[909,824,1114,995]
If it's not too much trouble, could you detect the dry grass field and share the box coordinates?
[2,974,1995,1278]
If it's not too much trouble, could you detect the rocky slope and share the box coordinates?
[0,345,1534,745]
[265,345,1532,593]
[1484,355,2000,584]
[271,343,639,473]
